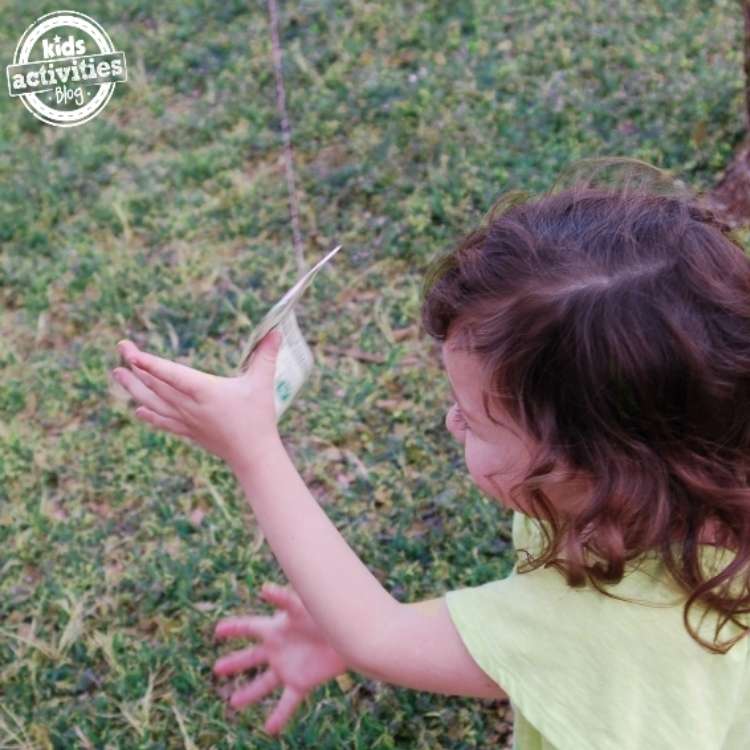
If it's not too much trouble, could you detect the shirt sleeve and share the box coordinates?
[445,535,749,750]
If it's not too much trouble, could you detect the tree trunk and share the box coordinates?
[704,0,750,228]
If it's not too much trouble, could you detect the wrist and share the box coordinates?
[227,431,284,476]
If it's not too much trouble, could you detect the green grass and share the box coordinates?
[0,0,746,747]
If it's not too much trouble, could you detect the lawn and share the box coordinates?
[0,1,746,747]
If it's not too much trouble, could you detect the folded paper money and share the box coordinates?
[237,244,343,422]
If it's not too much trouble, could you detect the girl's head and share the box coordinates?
[421,157,750,653]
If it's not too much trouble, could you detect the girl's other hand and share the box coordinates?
[212,582,350,736]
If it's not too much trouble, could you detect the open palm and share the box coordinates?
[212,582,350,736]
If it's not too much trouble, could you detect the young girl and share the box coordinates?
[111,157,750,748]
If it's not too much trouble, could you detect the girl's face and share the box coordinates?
[442,341,589,516]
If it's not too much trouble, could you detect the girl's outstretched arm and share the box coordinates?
[112,332,507,700]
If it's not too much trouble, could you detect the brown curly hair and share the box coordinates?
[421,157,750,653]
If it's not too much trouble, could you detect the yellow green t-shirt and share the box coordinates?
[445,511,750,750]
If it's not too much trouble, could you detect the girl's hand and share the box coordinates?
[111,329,283,470]
[213,582,350,736]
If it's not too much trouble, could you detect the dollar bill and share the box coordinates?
[237,244,343,422]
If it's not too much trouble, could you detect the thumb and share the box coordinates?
[246,328,283,380]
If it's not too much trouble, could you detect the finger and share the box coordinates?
[134,406,191,438]
[129,364,192,411]
[230,669,280,710]
[213,644,267,677]
[214,615,273,642]
[112,367,181,419]
[264,686,304,736]
[117,341,205,399]
[260,583,302,615]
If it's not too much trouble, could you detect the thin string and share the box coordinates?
[267,0,307,279]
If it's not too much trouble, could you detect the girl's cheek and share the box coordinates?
[464,440,490,492]
[464,440,514,502]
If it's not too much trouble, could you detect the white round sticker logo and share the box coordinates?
[6,10,128,127]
